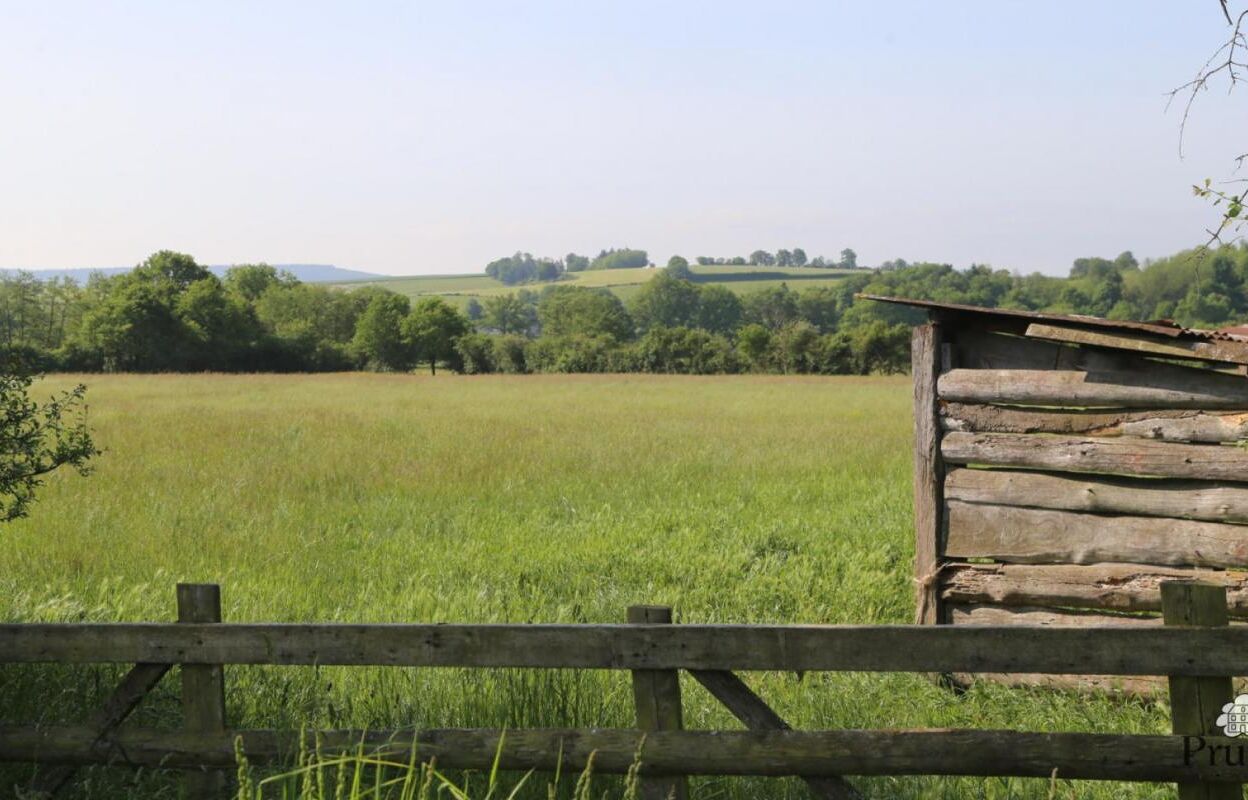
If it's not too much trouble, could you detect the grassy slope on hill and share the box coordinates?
[334,265,859,308]
[0,373,1167,799]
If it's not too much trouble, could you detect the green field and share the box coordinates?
[0,374,1170,799]
[335,265,859,308]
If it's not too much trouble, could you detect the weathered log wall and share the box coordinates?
[916,318,1248,692]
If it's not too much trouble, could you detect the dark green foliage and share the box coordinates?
[695,286,744,335]
[484,253,564,285]
[352,292,412,371]
[634,326,740,374]
[537,286,633,341]
[0,367,98,522]
[665,255,693,280]
[589,248,648,270]
[628,272,701,331]
[564,253,591,273]
[403,297,470,375]
[480,294,537,335]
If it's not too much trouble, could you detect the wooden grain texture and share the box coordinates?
[177,584,227,800]
[948,604,1157,627]
[912,323,944,625]
[952,328,1142,372]
[941,403,1248,442]
[689,670,861,800]
[944,468,1248,523]
[10,725,1248,783]
[1162,582,1240,800]
[942,431,1248,482]
[10,621,1248,676]
[1121,413,1248,443]
[627,606,688,800]
[1025,322,1248,367]
[940,562,1248,617]
[944,501,1248,568]
[938,368,1248,409]
[25,662,170,798]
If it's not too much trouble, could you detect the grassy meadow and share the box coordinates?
[0,374,1173,799]
[334,265,857,309]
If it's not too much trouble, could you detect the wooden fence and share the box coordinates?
[5,582,1248,799]
[869,295,1248,694]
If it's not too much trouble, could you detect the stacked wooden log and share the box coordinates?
[910,314,1248,691]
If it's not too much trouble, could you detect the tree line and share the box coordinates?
[4,244,1248,376]
[483,248,649,285]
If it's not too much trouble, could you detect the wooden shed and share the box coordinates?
[866,295,1248,690]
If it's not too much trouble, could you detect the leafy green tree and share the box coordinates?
[771,321,821,374]
[742,285,800,330]
[776,249,793,267]
[224,264,296,302]
[839,248,858,269]
[665,255,693,280]
[352,292,412,371]
[589,248,649,270]
[749,250,774,267]
[0,366,98,521]
[792,248,808,267]
[634,327,739,374]
[696,285,744,335]
[564,253,591,272]
[736,323,772,370]
[465,297,483,321]
[454,332,496,374]
[537,286,633,341]
[796,286,842,333]
[481,294,537,335]
[403,297,471,375]
[629,272,700,331]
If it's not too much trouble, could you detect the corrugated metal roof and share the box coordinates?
[857,294,1248,343]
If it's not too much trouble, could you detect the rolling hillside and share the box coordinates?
[334,265,860,307]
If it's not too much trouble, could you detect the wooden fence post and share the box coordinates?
[628,605,689,800]
[1161,580,1240,800]
[177,583,228,799]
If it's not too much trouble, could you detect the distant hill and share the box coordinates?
[0,264,383,284]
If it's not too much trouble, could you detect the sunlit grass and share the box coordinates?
[0,374,1173,799]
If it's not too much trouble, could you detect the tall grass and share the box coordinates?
[0,374,1174,799]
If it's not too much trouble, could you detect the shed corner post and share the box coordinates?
[912,321,945,626]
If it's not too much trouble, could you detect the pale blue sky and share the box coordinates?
[1,1,1243,276]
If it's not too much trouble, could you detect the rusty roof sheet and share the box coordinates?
[857,294,1248,343]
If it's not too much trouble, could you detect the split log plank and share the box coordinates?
[953,328,1146,372]
[948,604,1157,627]
[938,369,1248,409]
[942,431,1248,482]
[11,725,1248,782]
[941,403,1248,442]
[945,468,1248,523]
[11,621,1248,676]
[944,501,1248,569]
[940,562,1248,617]
[1026,322,1248,367]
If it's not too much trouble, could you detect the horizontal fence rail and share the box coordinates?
[5,622,1248,675]
[3,582,1246,800]
[5,726,1248,784]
